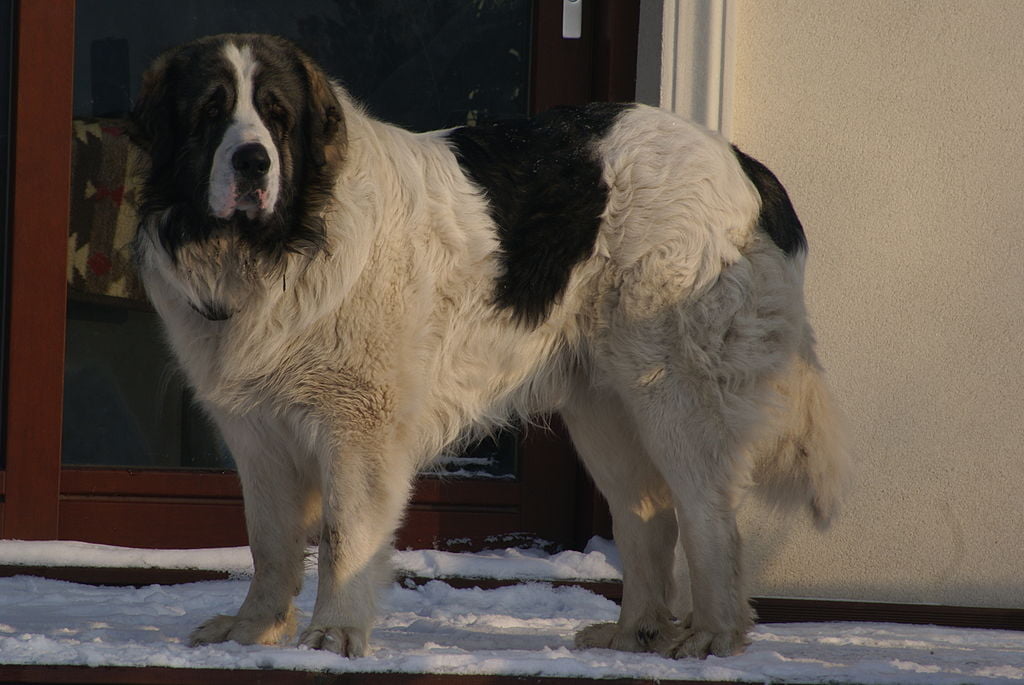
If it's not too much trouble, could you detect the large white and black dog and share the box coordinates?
[130,34,848,659]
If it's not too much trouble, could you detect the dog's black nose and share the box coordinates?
[231,143,271,179]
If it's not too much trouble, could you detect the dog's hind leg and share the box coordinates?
[562,380,680,654]
[598,229,813,658]
[613,366,759,659]
[190,410,318,648]
[602,259,797,658]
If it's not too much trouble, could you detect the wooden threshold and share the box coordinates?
[2,564,1022,632]
[0,565,233,586]
[49,471,529,549]
[58,468,522,507]
[0,667,753,685]
[752,595,1024,632]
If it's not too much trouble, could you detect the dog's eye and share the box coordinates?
[267,102,288,124]
[204,102,221,120]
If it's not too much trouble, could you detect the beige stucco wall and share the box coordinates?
[728,0,1024,608]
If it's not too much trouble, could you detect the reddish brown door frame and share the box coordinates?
[2,0,76,539]
[531,0,640,112]
[0,0,639,548]
[526,0,639,548]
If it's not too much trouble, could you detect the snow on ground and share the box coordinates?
[0,537,623,582]
[1,540,1022,683]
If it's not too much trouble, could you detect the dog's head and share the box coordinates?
[131,34,345,260]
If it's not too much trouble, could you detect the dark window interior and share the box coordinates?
[73,0,531,130]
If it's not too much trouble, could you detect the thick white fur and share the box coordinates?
[135,43,848,659]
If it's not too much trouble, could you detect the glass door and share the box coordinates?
[3,0,639,549]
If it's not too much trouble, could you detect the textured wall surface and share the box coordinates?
[729,0,1024,608]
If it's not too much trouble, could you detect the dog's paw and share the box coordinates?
[667,626,749,659]
[574,621,678,653]
[298,625,369,657]
[574,622,619,649]
[189,610,296,647]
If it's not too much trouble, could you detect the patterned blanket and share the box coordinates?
[68,119,146,304]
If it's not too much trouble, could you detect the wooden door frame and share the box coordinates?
[1,0,639,548]
[2,0,75,539]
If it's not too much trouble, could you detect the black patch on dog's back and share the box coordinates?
[447,103,633,326]
[732,146,807,256]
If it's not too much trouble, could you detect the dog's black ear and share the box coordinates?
[129,49,177,159]
[299,53,345,168]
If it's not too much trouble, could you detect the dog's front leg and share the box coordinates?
[190,411,317,647]
[299,437,415,657]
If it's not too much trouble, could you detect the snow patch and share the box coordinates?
[1,540,1022,682]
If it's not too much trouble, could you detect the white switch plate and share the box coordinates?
[562,0,582,39]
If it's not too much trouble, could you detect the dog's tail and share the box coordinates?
[749,325,851,529]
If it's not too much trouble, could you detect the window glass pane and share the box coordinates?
[435,429,518,480]
[63,1,530,473]
[72,0,530,129]
[62,299,232,468]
